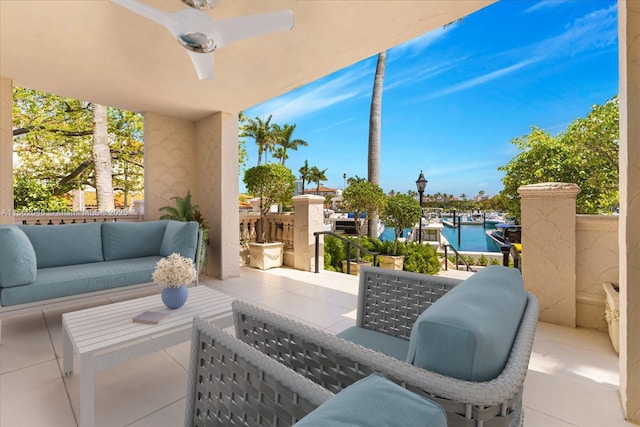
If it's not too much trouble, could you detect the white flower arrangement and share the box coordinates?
[152,253,197,289]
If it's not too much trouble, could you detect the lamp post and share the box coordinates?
[415,171,428,244]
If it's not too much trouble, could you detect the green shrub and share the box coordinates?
[324,235,345,271]
[403,243,440,275]
[490,258,501,265]
[466,255,476,266]
[478,254,489,266]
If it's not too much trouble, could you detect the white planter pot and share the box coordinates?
[249,242,283,270]
[602,282,620,354]
[341,260,372,276]
[379,255,404,271]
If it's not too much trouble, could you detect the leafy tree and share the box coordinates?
[272,124,308,166]
[12,87,143,210]
[342,180,386,259]
[299,160,311,194]
[243,163,296,242]
[499,96,618,217]
[308,166,328,195]
[240,115,274,165]
[13,171,70,211]
[381,193,422,255]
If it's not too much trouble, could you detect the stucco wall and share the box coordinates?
[143,112,197,221]
[575,215,619,331]
[0,77,13,224]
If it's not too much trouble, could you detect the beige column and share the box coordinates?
[292,195,325,272]
[518,182,580,327]
[195,112,239,279]
[0,77,13,224]
[143,112,197,221]
[618,0,640,421]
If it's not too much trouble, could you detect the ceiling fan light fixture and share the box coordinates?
[178,32,217,53]
[180,0,219,10]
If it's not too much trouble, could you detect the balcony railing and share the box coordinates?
[239,212,294,250]
[12,210,142,225]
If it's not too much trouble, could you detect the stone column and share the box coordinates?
[195,112,239,279]
[293,195,325,272]
[143,112,197,221]
[518,182,580,327]
[618,1,640,421]
[0,77,13,224]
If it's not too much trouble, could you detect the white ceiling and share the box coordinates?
[1,0,495,121]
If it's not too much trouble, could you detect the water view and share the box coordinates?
[381,223,499,253]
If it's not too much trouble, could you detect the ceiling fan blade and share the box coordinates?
[215,10,294,48]
[111,0,176,30]
[187,51,215,80]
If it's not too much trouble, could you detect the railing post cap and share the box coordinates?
[292,195,325,204]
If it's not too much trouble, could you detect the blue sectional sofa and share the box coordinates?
[0,220,199,338]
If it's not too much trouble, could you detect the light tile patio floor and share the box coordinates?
[0,267,634,426]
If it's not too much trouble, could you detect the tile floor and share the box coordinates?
[0,267,635,427]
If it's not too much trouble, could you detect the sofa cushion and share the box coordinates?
[0,225,37,287]
[160,220,199,260]
[337,327,409,361]
[293,373,447,427]
[405,266,527,382]
[18,222,103,269]
[0,256,161,306]
[102,221,167,261]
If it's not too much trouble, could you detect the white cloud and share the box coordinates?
[246,62,373,123]
[523,1,569,14]
[529,4,618,58]
[385,58,463,91]
[422,4,617,100]
[426,58,540,99]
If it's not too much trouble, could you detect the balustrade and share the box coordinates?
[13,211,142,225]
[238,212,294,250]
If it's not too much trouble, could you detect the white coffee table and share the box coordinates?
[62,286,235,427]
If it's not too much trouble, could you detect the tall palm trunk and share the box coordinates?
[92,104,115,211]
[368,51,386,238]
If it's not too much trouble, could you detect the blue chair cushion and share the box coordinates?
[18,222,103,269]
[406,266,527,382]
[337,326,409,361]
[102,221,167,261]
[0,256,160,306]
[293,373,447,427]
[0,225,37,287]
[160,220,199,260]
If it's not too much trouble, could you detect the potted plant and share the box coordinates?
[243,163,296,270]
[379,193,421,270]
[159,190,209,273]
[341,180,386,274]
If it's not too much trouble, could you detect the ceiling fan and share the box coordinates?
[111,0,294,80]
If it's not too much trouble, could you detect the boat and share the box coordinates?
[486,223,522,249]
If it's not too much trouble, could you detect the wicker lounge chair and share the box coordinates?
[233,266,539,427]
[185,317,332,426]
[185,317,448,426]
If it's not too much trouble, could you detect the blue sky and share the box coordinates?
[242,0,619,198]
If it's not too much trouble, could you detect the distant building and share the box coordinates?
[302,186,338,197]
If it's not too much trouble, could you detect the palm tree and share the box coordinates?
[309,166,328,195]
[367,51,386,238]
[299,160,311,194]
[272,124,308,166]
[240,115,274,165]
